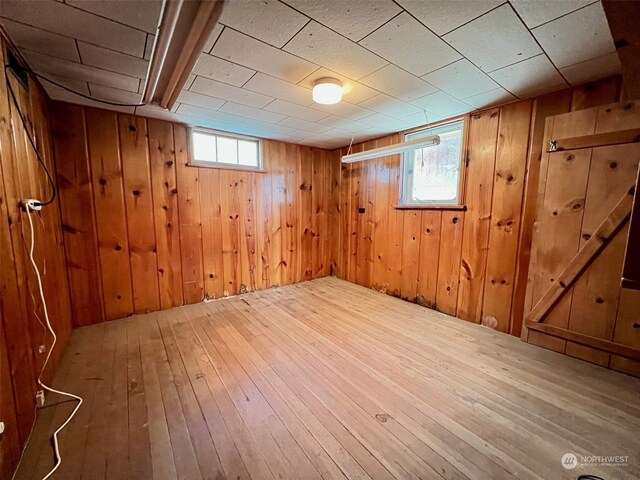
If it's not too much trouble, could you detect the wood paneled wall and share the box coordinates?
[329,76,625,340]
[51,102,335,327]
[0,38,73,477]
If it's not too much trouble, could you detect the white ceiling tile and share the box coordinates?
[65,0,162,33]
[176,104,248,126]
[560,52,621,86]
[1,1,148,56]
[241,119,298,135]
[489,54,568,97]
[282,0,401,42]
[357,112,398,130]
[39,75,90,95]
[443,4,542,72]
[358,93,422,118]
[393,111,446,131]
[184,74,196,90]
[88,84,143,104]
[279,117,332,134]
[298,67,379,104]
[219,0,309,48]
[411,91,474,117]
[190,76,273,108]
[203,24,223,53]
[135,105,188,122]
[24,50,140,92]
[243,73,313,106]
[360,64,438,102]
[219,102,286,124]
[284,21,388,80]
[177,90,226,110]
[212,28,318,83]
[359,12,461,76]
[532,2,615,69]
[78,42,149,79]
[144,34,155,60]
[0,19,79,61]
[510,0,595,29]
[422,59,500,99]
[462,87,517,108]
[265,99,329,122]
[308,100,375,121]
[192,54,255,86]
[397,0,503,35]
[317,115,373,132]
[45,84,135,113]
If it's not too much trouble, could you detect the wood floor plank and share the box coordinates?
[16,278,640,480]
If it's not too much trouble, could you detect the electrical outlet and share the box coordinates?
[21,198,42,211]
[36,390,45,407]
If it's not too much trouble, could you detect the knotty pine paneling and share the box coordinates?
[1,37,73,476]
[331,76,626,341]
[50,102,336,326]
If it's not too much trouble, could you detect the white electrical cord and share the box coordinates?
[23,201,83,480]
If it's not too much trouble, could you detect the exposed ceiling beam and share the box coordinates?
[144,0,223,110]
[602,0,640,100]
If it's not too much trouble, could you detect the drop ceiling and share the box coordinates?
[1,0,621,149]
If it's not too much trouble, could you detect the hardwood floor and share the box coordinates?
[15,277,640,480]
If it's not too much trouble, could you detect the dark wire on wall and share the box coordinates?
[4,64,57,208]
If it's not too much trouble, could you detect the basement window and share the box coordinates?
[400,120,465,207]
[190,128,263,171]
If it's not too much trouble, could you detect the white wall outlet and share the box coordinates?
[22,199,42,211]
[36,390,45,407]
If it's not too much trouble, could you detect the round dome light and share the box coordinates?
[312,77,343,105]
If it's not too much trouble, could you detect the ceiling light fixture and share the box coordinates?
[312,77,342,105]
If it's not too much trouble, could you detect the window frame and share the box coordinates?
[188,127,265,172]
[398,116,468,210]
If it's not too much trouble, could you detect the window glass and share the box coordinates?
[238,140,258,166]
[402,121,464,206]
[191,129,261,170]
[216,136,238,165]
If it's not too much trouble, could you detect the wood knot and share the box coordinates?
[582,233,591,241]
[566,155,575,161]
[165,160,174,167]
[452,216,458,224]
[114,245,122,251]
[99,178,107,185]
[609,161,617,169]
[128,125,136,132]
[132,190,141,196]
[552,211,558,216]
[595,297,604,304]
[375,413,391,423]
[624,102,633,110]
[425,228,431,233]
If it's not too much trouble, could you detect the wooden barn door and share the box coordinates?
[522,100,640,377]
